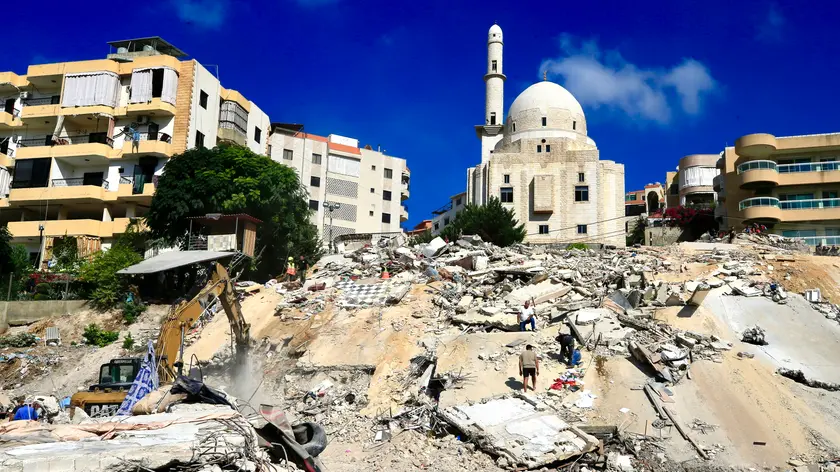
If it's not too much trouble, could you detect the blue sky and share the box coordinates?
[4,0,839,228]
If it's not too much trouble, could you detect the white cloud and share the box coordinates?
[756,3,785,43]
[540,35,716,124]
[172,0,228,29]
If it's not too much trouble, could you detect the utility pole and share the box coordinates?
[322,201,341,253]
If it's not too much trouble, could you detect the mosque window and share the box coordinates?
[546,145,551,153]
[575,185,589,202]
[492,60,498,71]
[512,122,516,132]
[490,112,497,125]
[500,187,514,203]
[504,174,510,184]
[577,225,588,234]
[578,172,585,182]
[384,168,393,179]
[573,121,577,130]
[537,145,542,153]
[382,213,391,224]
[538,225,549,235]
[541,117,547,127]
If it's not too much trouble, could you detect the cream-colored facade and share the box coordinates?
[431,191,466,235]
[466,25,625,246]
[267,125,409,244]
[719,131,840,245]
[0,37,270,261]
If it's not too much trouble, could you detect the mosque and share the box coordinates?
[466,24,625,246]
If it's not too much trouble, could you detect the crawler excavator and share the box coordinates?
[70,262,251,416]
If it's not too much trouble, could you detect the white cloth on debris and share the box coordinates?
[519,306,535,322]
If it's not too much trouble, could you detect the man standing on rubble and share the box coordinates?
[519,345,539,392]
[518,299,537,331]
[298,255,309,285]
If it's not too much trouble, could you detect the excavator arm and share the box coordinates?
[156,262,251,382]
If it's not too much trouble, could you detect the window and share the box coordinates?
[434,222,439,230]
[541,117,547,127]
[455,197,462,206]
[310,176,321,187]
[383,190,392,201]
[577,225,587,234]
[578,172,585,182]
[384,168,393,179]
[219,100,247,135]
[489,112,497,125]
[491,60,497,71]
[312,153,322,165]
[370,188,375,193]
[283,149,293,160]
[538,225,549,234]
[369,210,374,216]
[199,90,208,109]
[309,199,319,210]
[545,145,551,152]
[669,184,678,195]
[537,145,542,153]
[371,165,376,170]
[642,195,646,201]
[382,213,391,224]
[151,68,164,97]
[512,122,516,132]
[575,185,589,202]
[195,131,205,149]
[573,121,577,130]
[444,217,450,225]
[500,187,514,203]
[254,127,261,143]
[503,174,510,184]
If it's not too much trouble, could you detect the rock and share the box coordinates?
[480,306,502,316]
[456,295,474,314]
[421,237,447,258]
[575,308,607,326]
[742,326,768,346]
[625,274,642,289]
[665,293,684,306]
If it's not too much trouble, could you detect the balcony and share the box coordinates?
[400,205,408,222]
[0,110,22,129]
[121,132,173,157]
[777,198,840,222]
[20,96,61,120]
[400,181,410,200]
[0,145,14,168]
[739,197,781,222]
[736,160,779,189]
[8,218,137,239]
[217,124,247,147]
[9,178,111,204]
[116,176,156,202]
[735,133,777,158]
[712,174,723,192]
[125,98,177,116]
[16,133,115,160]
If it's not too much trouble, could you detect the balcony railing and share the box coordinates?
[779,198,840,210]
[22,96,60,106]
[779,161,840,174]
[737,160,776,174]
[799,236,840,247]
[10,180,46,189]
[51,178,109,190]
[129,131,172,144]
[17,133,114,147]
[739,197,780,211]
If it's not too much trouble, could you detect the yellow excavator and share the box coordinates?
[70,262,251,416]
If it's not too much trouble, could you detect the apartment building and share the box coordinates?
[664,154,719,209]
[267,124,409,244]
[625,183,664,217]
[431,191,466,235]
[0,37,270,262]
[719,132,840,245]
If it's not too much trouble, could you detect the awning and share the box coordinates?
[118,250,234,275]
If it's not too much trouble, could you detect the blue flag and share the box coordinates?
[116,340,159,416]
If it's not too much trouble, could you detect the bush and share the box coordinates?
[566,243,588,251]
[0,332,36,348]
[79,245,142,309]
[121,301,147,324]
[409,229,435,245]
[440,197,526,247]
[122,332,135,350]
[82,324,119,347]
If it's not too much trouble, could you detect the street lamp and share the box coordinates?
[322,201,341,253]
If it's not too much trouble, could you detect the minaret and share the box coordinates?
[485,24,505,126]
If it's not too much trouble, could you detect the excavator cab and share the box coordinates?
[91,358,142,391]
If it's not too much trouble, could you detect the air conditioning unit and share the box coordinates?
[136,116,149,125]
[19,92,28,99]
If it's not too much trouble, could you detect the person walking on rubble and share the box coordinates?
[519,344,539,392]
[298,255,309,285]
[558,333,576,366]
[518,299,537,331]
[285,256,297,282]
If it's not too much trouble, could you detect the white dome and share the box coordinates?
[508,81,584,120]
[488,24,503,43]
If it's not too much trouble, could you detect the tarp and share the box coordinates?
[117,250,234,274]
[117,341,158,415]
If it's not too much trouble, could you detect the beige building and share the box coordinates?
[718,132,840,245]
[664,154,719,210]
[466,25,625,246]
[0,37,270,263]
[267,125,409,244]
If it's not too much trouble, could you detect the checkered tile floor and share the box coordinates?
[335,280,393,306]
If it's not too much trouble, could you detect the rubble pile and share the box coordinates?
[741,326,768,346]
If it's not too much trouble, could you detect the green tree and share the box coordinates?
[0,226,15,273]
[409,229,434,245]
[145,144,322,277]
[440,197,526,247]
[79,244,142,308]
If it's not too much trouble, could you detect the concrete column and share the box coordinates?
[57,207,68,220]
[102,207,112,222]
[125,203,137,218]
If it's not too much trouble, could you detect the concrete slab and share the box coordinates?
[451,309,519,331]
[506,281,570,306]
[439,396,598,469]
[575,308,608,326]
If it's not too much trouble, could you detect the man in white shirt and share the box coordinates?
[518,299,536,331]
